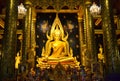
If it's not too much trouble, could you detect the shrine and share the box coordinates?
[0,0,120,81]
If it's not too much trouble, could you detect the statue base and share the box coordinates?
[36,57,80,69]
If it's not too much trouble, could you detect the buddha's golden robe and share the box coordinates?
[49,41,66,58]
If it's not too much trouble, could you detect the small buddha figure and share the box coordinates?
[98,44,104,62]
[15,52,21,69]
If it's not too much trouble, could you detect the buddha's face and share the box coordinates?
[53,28,61,40]
[17,53,19,56]
[54,33,61,40]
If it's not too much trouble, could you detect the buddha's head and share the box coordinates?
[52,24,62,40]
[17,53,20,56]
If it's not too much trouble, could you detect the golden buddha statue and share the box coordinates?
[15,52,21,69]
[98,44,104,62]
[42,24,73,59]
[36,14,79,68]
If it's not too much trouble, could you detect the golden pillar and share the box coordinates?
[29,7,36,68]
[77,6,85,66]
[22,0,32,72]
[31,7,36,48]
[1,0,18,80]
[84,0,97,68]
[101,0,120,75]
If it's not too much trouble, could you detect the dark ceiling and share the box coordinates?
[0,0,120,15]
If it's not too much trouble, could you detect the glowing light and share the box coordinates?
[18,3,27,18]
[90,2,101,16]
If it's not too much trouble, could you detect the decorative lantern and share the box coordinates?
[90,2,101,17]
[18,3,27,18]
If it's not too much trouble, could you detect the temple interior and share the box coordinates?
[0,0,120,81]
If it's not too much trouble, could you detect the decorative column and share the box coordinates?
[29,7,36,68]
[84,0,97,68]
[22,0,32,73]
[101,0,120,75]
[31,8,36,46]
[1,0,18,80]
[77,6,85,66]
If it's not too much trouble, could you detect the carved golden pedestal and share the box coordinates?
[36,57,80,69]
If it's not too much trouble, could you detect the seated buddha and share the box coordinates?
[36,15,79,68]
[41,24,73,60]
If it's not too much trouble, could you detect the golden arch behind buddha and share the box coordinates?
[36,14,79,68]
